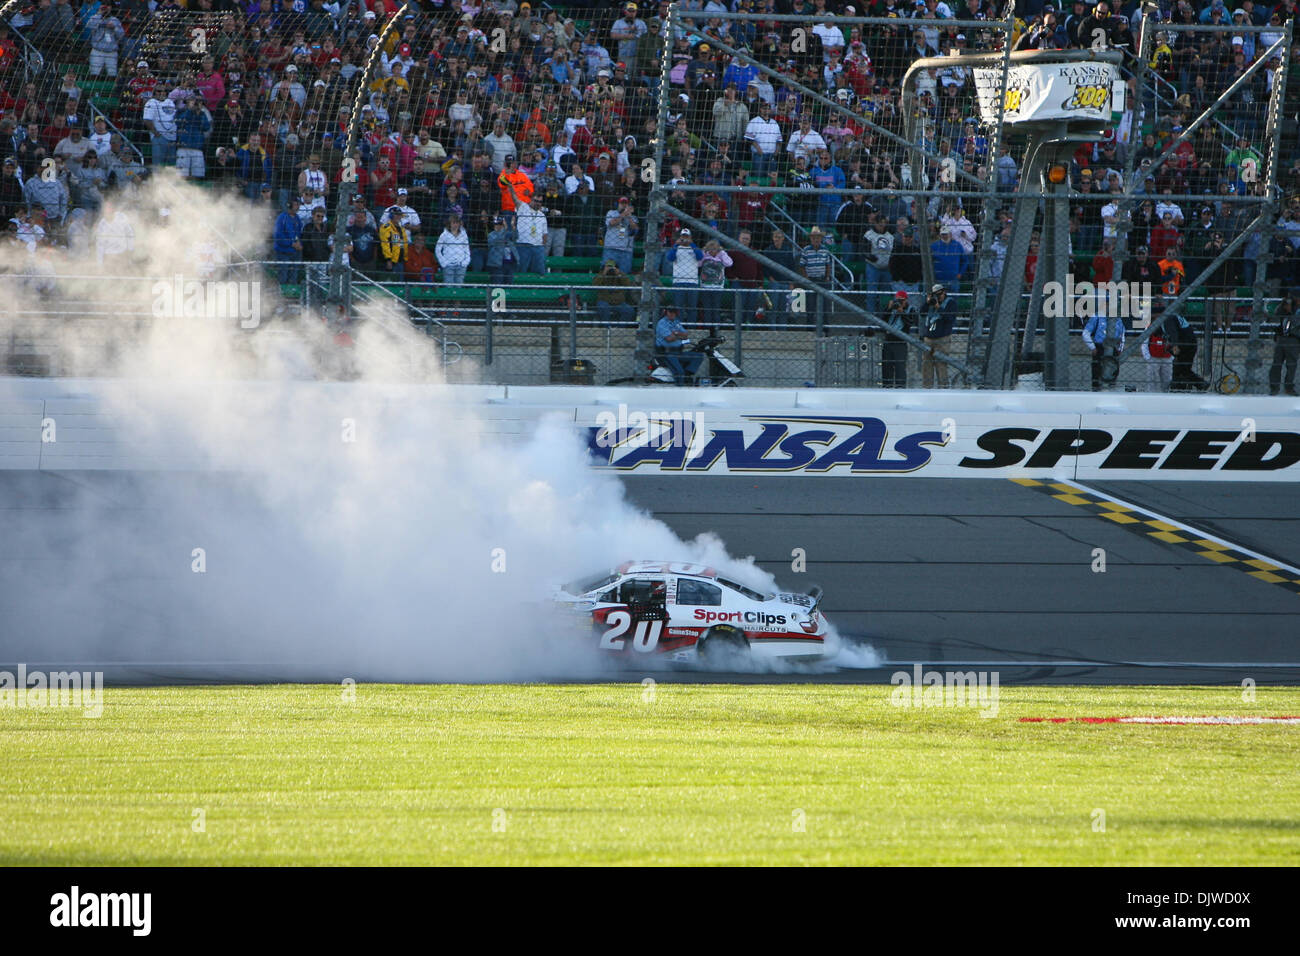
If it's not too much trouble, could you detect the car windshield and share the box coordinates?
[718,577,773,601]
[563,571,618,595]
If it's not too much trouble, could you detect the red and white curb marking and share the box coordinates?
[1020,716,1300,725]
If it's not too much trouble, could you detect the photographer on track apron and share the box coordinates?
[1082,313,1126,391]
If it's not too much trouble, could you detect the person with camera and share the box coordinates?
[879,291,916,388]
[655,304,702,385]
[1140,314,1173,392]
[1268,295,1300,396]
[1160,300,1208,392]
[666,228,704,324]
[602,196,638,276]
[486,215,519,285]
[1083,308,1127,392]
[920,283,956,388]
[594,259,637,326]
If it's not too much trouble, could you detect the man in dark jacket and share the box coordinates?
[880,290,915,388]
[1160,304,1208,392]
[594,259,637,325]
[834,193,873,258]
[272,198,303,284]
[1121,244,1160,284]
[0,157,25,223]
[763,228,797,323]
[346,209,380,275]
[889,225,923,297]
[299,206,332,306]
[1268,295,1300,396]
[920,283,957,388]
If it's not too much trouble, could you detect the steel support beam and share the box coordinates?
[661,205,969,376]
[967,2,1019,369]
[983,137,1051,388]
[1245,16,1293,393]
[1117,211,1271,362]
[635,0,680,369]
[330,1,412,305]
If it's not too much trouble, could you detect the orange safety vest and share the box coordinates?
[497,168,534,211]
[1158,257,1184,297]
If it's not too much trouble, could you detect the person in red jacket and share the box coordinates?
[727,228,766,321]
[1092,239,1115,284]
[371,156,397,210]
[735,171,769,232]
[1149,211,1181,260]
[404,225,438,282]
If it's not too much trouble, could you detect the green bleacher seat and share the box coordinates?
[548,256,604,272]
[380,284,573,306]
[526,273,591,286]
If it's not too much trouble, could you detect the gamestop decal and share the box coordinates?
[584,414,1300,479]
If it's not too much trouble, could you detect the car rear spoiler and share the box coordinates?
[806,586,823,610]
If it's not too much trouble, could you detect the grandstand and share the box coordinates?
[0,0,1297,392]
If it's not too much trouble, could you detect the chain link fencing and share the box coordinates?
[0,3,1295,391]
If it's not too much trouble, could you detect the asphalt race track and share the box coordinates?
[621,476,1300,685]
[1,472,1296,685]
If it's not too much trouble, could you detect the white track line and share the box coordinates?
[1067,479,1300,577]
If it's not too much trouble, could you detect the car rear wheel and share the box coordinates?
[696,625,750,668]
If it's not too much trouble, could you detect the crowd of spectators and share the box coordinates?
[0,0,1297,353]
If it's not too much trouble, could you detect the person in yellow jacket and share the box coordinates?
[369,66,410,98]
[1149,34,1174,73]
[379,206,411,273]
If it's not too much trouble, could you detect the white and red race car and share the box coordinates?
[555,561,830,665]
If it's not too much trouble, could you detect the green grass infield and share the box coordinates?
[2,683,1297,865]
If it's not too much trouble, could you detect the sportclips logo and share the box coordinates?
[694,609,788,625]
[586,415,948,473]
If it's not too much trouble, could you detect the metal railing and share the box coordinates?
[0,256,1287,391]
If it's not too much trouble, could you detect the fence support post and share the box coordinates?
[635,1,677,370]
[1246,15,1293,393]
[569,288,578,363]
[485,286,494,367]
[733,291,743,368]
